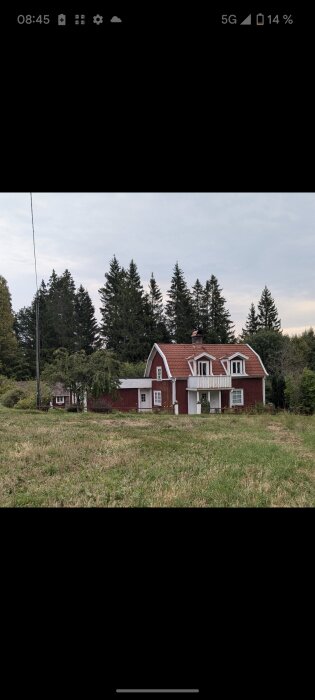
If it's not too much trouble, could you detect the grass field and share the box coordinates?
[0,407,314,507]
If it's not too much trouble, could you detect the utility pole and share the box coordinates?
[35,292,41,409]
[30,192,41,410]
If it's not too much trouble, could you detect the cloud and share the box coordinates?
[1,193,314,337]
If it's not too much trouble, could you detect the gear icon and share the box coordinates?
[93,14,103,25]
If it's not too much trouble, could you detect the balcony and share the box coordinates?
[187,375,232,390]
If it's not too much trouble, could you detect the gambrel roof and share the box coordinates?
[145,343,268,378]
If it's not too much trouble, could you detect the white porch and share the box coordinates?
[187,389,228,414]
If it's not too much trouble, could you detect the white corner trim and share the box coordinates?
[262,377,266,404]
[246,343,269,376]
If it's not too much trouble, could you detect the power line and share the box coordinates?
[30,193,41,409]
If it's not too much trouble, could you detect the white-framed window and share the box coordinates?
[156,366,162,380]
[154,390,162,406]
[56,396,65,404]
[198,360,209,376]
[201,392,208,402]
[231,389,244,406]
[231,360,243,375]
[141,393,146,403]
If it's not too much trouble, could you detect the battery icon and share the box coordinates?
[256,13,264,25]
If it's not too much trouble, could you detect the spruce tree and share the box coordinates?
[201,275,234,343]
[165,263,194,343]
[241,302,259,338]
[257,286,281,331]
[120,260,149,362]
[192,279,204,330]
[14,280,49,375]
[74,285,100,354]
[145,273,169,346]
[99,255,126,355]
[0,276,18,376]
[45,269,77,352]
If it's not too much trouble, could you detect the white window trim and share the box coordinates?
[198,360,210,376]
[156,366,163,380]
[231,359,243,375]
[153,390,162,406]
[55,396,65,404]
[230,389,244,407]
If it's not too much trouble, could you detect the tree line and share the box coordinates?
[1,261,315,413]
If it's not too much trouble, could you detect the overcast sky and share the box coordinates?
[1,192,314,337]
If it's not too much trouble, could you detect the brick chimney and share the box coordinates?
[191,329,203,344]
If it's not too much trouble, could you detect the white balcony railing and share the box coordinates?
[188,375,232,390]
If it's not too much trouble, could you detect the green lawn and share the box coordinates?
[0,407,314,507]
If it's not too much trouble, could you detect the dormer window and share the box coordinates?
[156,366,162,380]
[198,361,210,376]
[231,360,243,375]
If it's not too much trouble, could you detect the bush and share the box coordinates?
[3,380,52,410]
[15,395,36,410]
[1,387,26,407]
[299,368,315,414]
[66,405,80,412]
[0,375,16,397]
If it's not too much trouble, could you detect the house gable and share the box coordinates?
[145,343,172,379]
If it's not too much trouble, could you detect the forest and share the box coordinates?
[1,257,315,413]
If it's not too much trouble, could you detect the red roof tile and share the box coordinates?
[155,344,267,378]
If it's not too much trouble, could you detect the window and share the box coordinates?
[141,393,146,403]
[231,360,243,374]
[156,366,162,380]
[201,392,208,402]
[154,390,162,406]
[198,361,209,376]
[231,389,244,406]
[56,396,65,404]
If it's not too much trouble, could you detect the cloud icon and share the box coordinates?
[110,16,122,22]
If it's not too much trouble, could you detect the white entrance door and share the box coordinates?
[188,391,198,414]
[138,389,152,412]
[209,390,220,412]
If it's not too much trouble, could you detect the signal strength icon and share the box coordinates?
[241,14,251,25]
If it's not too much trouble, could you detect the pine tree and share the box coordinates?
[192,279,204,330]
[165,263,195,343]
[74,285,100,354]
[241,302,259,338]
[0,276,18,376]
[257,286,281,331]
[201,275,234,343]
[99,255,126,355]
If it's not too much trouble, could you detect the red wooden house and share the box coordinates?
[88,331,268,414]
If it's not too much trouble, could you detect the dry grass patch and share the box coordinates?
[0,408,314,507]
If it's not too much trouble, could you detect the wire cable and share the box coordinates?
[30,192,41,408]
